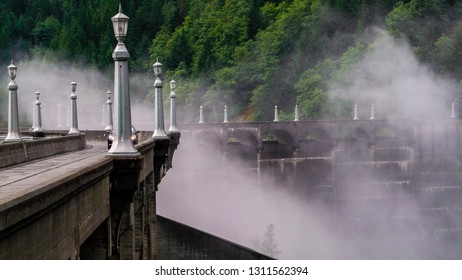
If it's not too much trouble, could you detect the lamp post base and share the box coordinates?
[152,129,169,140]
[106,140,140,158]
[4,136,22,142]
[68,128,80,135]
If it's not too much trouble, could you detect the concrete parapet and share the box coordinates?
[0,134,86,168]
[79,130,110,142]
[0,150,112,259]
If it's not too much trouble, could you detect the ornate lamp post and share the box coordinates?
[105,90,113,131]
[273,105,279,122]
[32,91,44,136]
[5,61,22,142]
[106,4,139,157]
[199,106,204,123]
[353,104,359,120]
[152,59,168,139]
[68,82,80,135]
[168,79,179,133]
[223,105,229,123]
[370,104,376,120]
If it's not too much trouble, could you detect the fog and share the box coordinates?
[0,58,156,131]
[328,29,457,120]
[0,28,458,259]
[158,139,430,259]
[157,30,460,259]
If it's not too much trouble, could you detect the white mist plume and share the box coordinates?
[157,29,459,260]
[159,138,432,259]
[328,29,457,120]
[0,57,156,131]
[158,138,346,259]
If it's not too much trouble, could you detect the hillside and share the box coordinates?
[1,0,461,122]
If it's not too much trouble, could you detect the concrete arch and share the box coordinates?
[194,129,224,148]
[298,127,333,144]
[228,128,260,147]
[374,125,414,147]
[260,129,296,159]
[263,129,296,145]
[298,127,334,157]
[225,128,261,162]
[335,125,372,142]
[354,127,371,145]
[334,125,372,149]
[336,125,355,139]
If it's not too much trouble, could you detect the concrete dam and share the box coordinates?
[158,119,462,259]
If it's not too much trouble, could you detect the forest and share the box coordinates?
[1,0,462,122]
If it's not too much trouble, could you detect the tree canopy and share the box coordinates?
[1,0,461,122]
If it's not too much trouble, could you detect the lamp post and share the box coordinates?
[168,79,179,133]
[273,105,279,122]
[199,106,204,123]
[370,104,376,120]
[353,104,359,120]
[152,59,168,139]
[106,4,139,157]
[5,61,21,142]
[223,105,229,123]
[32,91,44,136]
[68,82,80,135]
[32,103,36,131]
[105,91,113,131]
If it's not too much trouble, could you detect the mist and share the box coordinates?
[0,57,157,131]
[157,139,330,259]
[0,28,458,259]
[328,29,458,120]
[158,138,429,259]
[157,29,461,259]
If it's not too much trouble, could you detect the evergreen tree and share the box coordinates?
[260,224,281,258]
[1,0,462,121]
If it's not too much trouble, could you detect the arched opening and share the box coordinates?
[261,129,295,159]
[354,127,371,146]
[226,129,259,164]
[195,130,224,149]
[298,128,333,157]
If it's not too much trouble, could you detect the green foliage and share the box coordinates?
[295,59,333,119]
[168,0,254,74]
[434,34,456,75]
[1,0,462,121]
[385,0,455,61]
[294,43,367,120]
[31,16,61,47]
